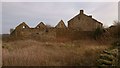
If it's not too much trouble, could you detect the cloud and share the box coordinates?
[2,2,118,34]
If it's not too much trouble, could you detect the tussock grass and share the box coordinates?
[2,40,110,66]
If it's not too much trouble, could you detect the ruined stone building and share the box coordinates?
[55,20,67,28]
[35,22,46,29]
[68,10,103,31]
[10,10,103,40]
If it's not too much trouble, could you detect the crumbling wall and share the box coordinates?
[56,28,94,41]
[10,25,94,41]
[10,10,103,41]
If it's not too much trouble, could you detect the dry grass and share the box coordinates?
[0,39,2,67]
[2,39,111,66]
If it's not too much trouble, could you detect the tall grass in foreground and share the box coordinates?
[0,39,2,67]
[2,40,110,66]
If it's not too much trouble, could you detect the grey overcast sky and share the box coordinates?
[1,0,119,2]
[2,2,118,34]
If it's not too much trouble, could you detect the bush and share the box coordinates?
[93,27,104,40]
[97,48,118,67]
[113,21,120,38]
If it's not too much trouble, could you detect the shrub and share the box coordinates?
[93,27,104,40]
[113,21,120,38]
[97,47,118,67]
[109,21,120,39]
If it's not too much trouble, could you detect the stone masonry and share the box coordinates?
[10,10,103,40]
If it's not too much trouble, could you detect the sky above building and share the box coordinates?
[1,2,118,34]
[1,0,119,2]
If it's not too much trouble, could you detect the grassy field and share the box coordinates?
[2,39,111,66]
[0,39,2,67]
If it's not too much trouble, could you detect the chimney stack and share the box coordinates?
[89,15,92,18]
[80,10,84,14]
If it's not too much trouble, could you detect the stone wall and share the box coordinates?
[68,10,102,31]
[11,27,56,41]
[10,10,103,41]
[56,29,94,41]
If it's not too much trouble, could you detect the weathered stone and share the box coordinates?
[68,10,103,31]
[35,22,46,29]
[55,20,66,28]
[10,10,103,40]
